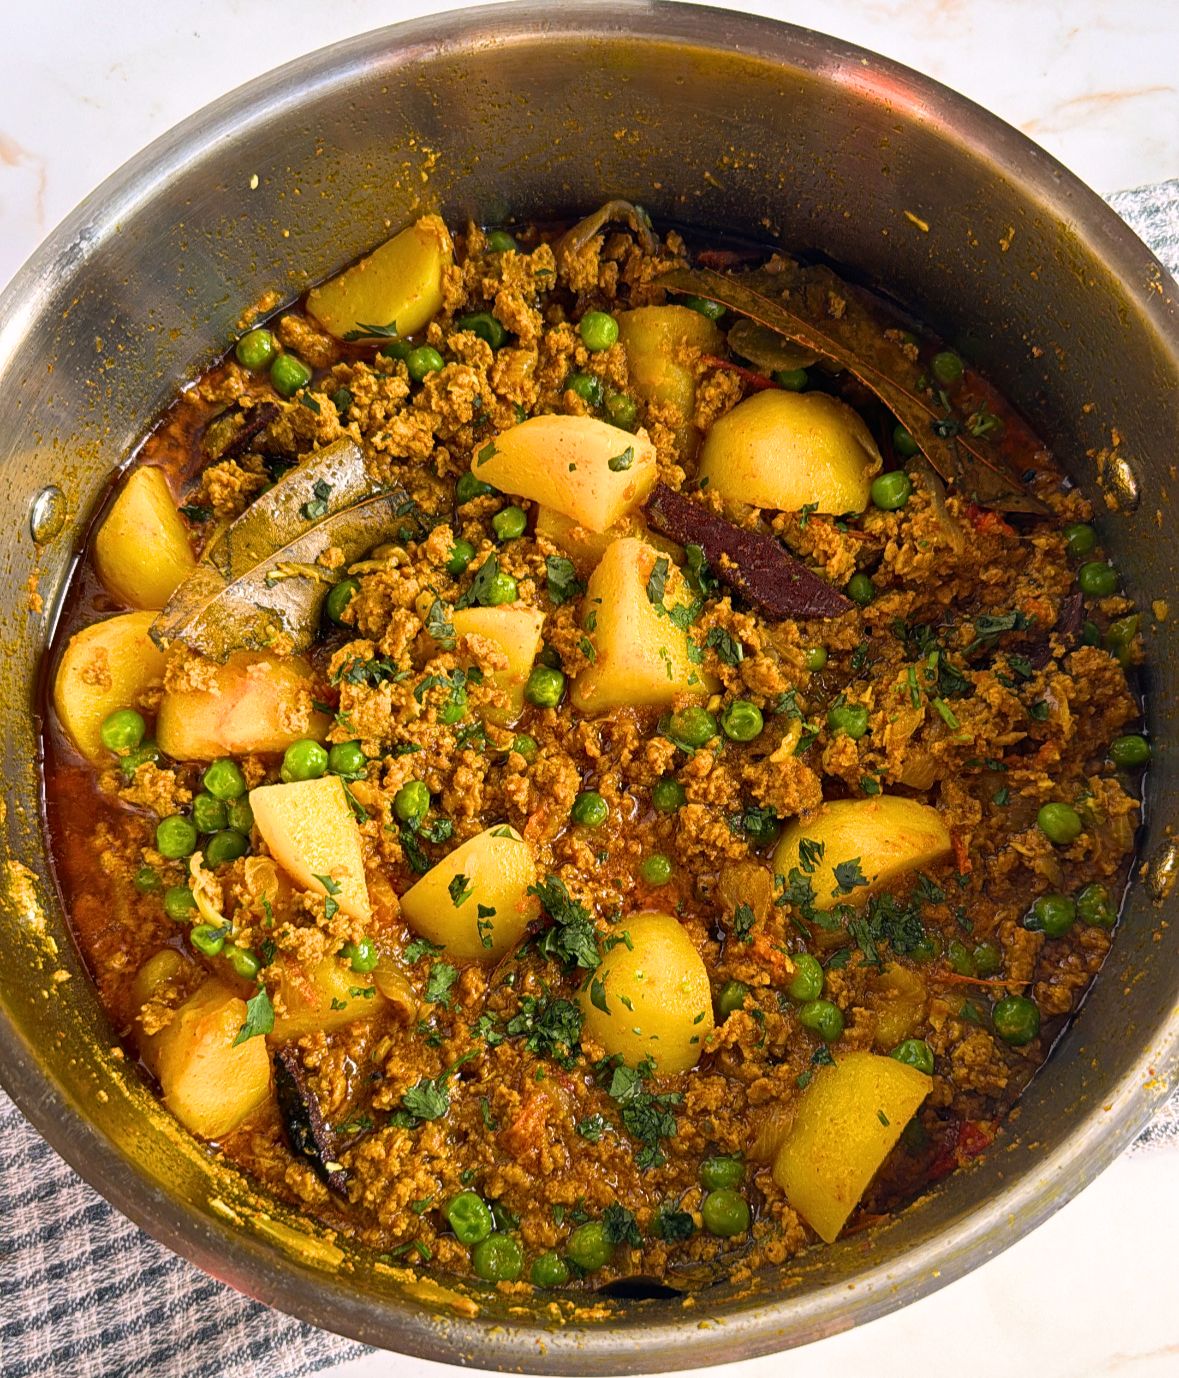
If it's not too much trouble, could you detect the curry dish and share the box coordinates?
[42,205,1148,1290]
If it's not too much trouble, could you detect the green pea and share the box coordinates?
[406,345,445,382]
[394,780,430,823]
[847,572,876,606]
[456,472,496,505]
[1077,561,1118,597]
[191,793,229,834]
[579,310,619,352]
[892,424,919,458]
[156,815,198,860]
[640,854,672,886]
[870,470,912,512]
[190,923,226,957]
[270,352,312,397]
[481,571,518,606]
[163,886,198,923]
[537,645,562,669]
[604,391,638,429]
[699,1157,743,1190]
[651,777,686,813]
[227,798,254,834]
[1104,614,1140,666]
[972,940,1002,977]
[325,577,360,625]
[226,946,261,980]
[100,708,146,753]
[718,700,763,743]
[1063,522,1097,558]
[492,505,528,542]
[378,339,413,362]
[565,372,604,407]
[678,295,726,321]
[947,938,976,977]
[744,807,781,848]
[447,538,476,576]
[486,229,518,253]
[202,758,246,801]
[456,312,508,349]
[439,692,467,724]
[1109,734,1150,768]
[992,995,1041,1046]
[446,1190,494,1245]
[798,998,844,1041]
[134,866,161,893]
[716,980,749,1018]
[669,706,718,748]
[701,1188,751,1238]
[530,1251,570,1287]
[1037,802,1083,845]
[120,742,160,776]
[328,741,367,778]
[205,829,249,867]
[891,1038,934,1075]
[788,953,824,1002]
[571,791,608,827]
[341,937,379,973]
[930,350,964,385]
[331,386,353,416]
[566,1221,612,1272]
[1077,882,1116,928]
[281,739,328,783]
[909,933,940,964]
[803,645,828,671]
[525,665,565,707]
[235,327,276,371]
[773,367,809,391]
[1024,893,1076,937]
[510,734,538,762]
[827,703,869,740]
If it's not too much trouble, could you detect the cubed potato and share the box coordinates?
[772,797,951,911]
[250,776,371,922]
[772,1051,931,1242]
[451,604,545,726]
[698,389,881,514]
[156,651,329,761]
[535,506,680,579]
[131,949,190,1012]
[870,964,928,1048]
[53,611,167,765]
[306,215,453,341]
[270,954,385,1040]
[578,912,714,1073]
[616,305,724,456]
[94,466,196,610]
[142,978,272,1140]
[472,416,656,533]
[400,823,538,961]
[572,537,715,716]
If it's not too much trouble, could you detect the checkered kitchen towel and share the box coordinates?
[2,180,1178,1378]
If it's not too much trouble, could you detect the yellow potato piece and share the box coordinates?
[772,796,952,911]
[572,537,715,715]
[142,978,271,1140]
[698,389,881,514]
[399,824,538,961]
[306,214,453,341]
[53,611,166,765]
[94,466,196,610]
[131,948,190,1012]
[250,776,372,922]
[156,651,328,761]
[617,305,724,456]
[473,416,656,533]
[578,912,713,1073]
[270,954,385,1040]
[772,1051,931,1242]
[535,505,680,578]
[452,604,545,726]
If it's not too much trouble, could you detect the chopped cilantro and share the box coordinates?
[301,478,333,521]
[545,554,584,606]
[833,858,868,895]
[653,1204,695,1242]
[645,555,670,608]
[607,446,635,472]
[731,902,755,944]
[448,873,473,907]
[705,626,744,666]
[602,1203,642,1246]
[232,986,274,1046]
[425,962,458,1007]
[530,875,601,972]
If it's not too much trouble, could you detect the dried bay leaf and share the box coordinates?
[725,319,818,374]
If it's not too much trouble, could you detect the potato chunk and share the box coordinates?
[578,912,713,1073]
[306,215,453,341]
[452,604,544,726]
[53,611,166,765]
[772,1051,931,1242]
[616,305,724,456]
[535,506,679,578]
[94,466,196,610]
[270,954,384,1040]
[250,776,371,921]
[142,978,271,1140]
[572,538,714,715]
[399,824,538,961]
[772,797,951,911]
[473,416,656,533]
[698,389,881,514]
[156,651,328,761]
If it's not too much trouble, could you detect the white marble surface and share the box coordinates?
[2,3,1177,1375]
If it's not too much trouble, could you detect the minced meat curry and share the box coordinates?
[42,203,1149,1290]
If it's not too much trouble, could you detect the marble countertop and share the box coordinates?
[1,3,1176,1376]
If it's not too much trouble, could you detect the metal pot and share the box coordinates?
[1,3,1176,1368]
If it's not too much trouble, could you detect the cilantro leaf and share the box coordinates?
[731,901,755,944]
[607,446,635,472]
[645,555,670,608]
[545,555,584,606]
[530,875,601,971]
[653,1204,696,1242]
[602,1203,642,1246]
[833,858,868,895]
[448,873,473,907]
[233,986,274,1046]
[404,936,445,964]
[705,626,744,666]
[425,961,458,1007]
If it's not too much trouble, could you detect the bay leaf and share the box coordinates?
[725,319,818,374]
[555,199,659,262]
